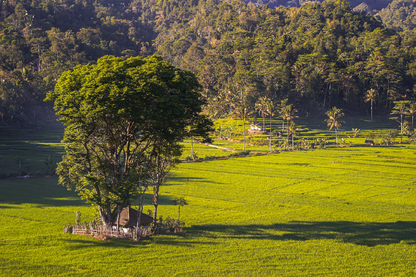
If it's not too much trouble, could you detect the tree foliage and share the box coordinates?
[325,106,345,146]
[2,0,416,126]
[390,100,410,143]
[45,55,212,228]
[150,0,416,118]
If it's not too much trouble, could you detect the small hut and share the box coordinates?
[114,206,153,233]
[248,124,265,135]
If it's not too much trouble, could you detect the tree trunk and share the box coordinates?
[292,133,294,150]
[243,119,246,151]
[99,207,117,230]
[400,114,403,143]
[269,115,272,152]
[136,189,146,237]
[286,119,290,149]
[136,210,142,236]
[370,100,373,123]
[152,184,160,233]
[148,152,171,234]
[116,206,120,232]
[335,128,338,146]
[191,136,194,160]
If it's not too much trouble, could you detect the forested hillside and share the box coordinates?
[1,0,416,125]
[154,0,416,118]
[0,0,156,125]
[245,0,391,14]
[378,0,416,32]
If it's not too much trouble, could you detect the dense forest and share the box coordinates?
[1,0,416,126]
[378,0,416,32]
[246,0,390,14]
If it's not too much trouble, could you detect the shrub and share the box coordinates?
[339,138,352,147]
[14,156,29,176]
[153,216,185,234]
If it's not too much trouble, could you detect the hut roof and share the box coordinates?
[115,206,153,228]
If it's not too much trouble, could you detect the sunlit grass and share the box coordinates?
[1,116,415,276]
[1,146,416,275]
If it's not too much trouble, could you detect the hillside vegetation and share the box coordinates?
[2,0,416,126]
[245,0,392,13]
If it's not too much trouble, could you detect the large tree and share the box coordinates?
[45,55,212,229]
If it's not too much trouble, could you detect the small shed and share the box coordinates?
[115,206,153,228]
[248,124,265,135]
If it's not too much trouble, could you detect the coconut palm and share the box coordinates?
[278,98,289,132]
[364,88,377,122]
[287,121,299,150]
[265,99,275,152]
[281,104,298,148]
[255,96,269,131]
[235,99,253,151]
[390,100,410,143]
[407,102,416,127]
[173,197,188,222]
[325,107,345,146]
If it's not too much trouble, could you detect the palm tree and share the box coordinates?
[364,88,377,122]
[407,101,416,127]
[287,121,299,150]
[265,99,275,152]
[325,107,345,146]
[390,100,409,143]
[235,99,253,151]
[173,197,188,222]
[281,104,298,148]
[220,84,236,118]
[278,98,289,132]
[255,96,269,131]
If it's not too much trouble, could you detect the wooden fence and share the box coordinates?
[65,224,151,240]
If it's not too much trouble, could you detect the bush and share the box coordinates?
[153,216,185,234]
[339,138,352,147]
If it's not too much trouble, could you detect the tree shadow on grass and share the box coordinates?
[0,177,179,207]
[190,221,416,247]
[0,177,89,207]
[62,233,218,249]
[0,204,20,209]
[0,182,177,209]
[166,175,216,185]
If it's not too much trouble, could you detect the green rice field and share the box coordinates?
[1,117,416,276]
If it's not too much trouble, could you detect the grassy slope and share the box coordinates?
[1,117,416,276]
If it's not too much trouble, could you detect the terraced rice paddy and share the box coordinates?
[1,118,416,276]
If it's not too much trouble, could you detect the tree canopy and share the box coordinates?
[2,0,416,126]
[45,55,212,228]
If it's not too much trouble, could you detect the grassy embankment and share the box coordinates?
[1,117,416,276]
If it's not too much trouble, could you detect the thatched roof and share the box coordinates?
[115,206,153,228]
